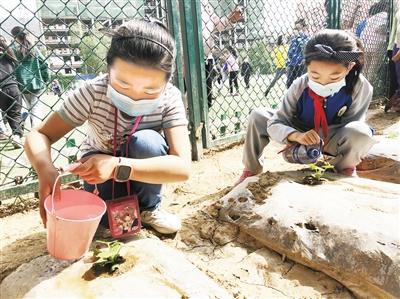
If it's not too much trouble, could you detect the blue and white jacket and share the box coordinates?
[287,33,309,67]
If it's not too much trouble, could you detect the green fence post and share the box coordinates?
[166,0,185,93]
[179,0,209,160]
[326,0,341,29]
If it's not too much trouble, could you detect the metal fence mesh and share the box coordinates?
[0,0,392,200]
[341,0,391,95]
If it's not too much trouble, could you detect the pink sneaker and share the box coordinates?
[340,167,358,177]
[234,170,255,186]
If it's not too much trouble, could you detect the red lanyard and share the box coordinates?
[308,88,329,145]
[112,107,142,197]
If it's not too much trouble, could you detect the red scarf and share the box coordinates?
[308,88,328,144]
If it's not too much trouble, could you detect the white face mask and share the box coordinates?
[308,77,346,97]
[107,85,161,116]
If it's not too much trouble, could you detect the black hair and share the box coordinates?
[369,0,389,16]
[295,18,307,28]
[105,19,176,79]
[0,35,17,62]
[277,35,283,46]
[304,29,364,94]
[11,26,33,59]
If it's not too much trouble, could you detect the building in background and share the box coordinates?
[210,0,303,53]
[36,0,165,75]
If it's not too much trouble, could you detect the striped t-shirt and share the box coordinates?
[57,74,188,156]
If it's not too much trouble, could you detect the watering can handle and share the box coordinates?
[50,162,82,213]
[51,173,63,214]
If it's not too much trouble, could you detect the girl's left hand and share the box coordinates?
[70,154,119,184]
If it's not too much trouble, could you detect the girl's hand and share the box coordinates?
[37,166,60,228]
[70,154,120,184]
[392,51,400,62]
[288,130,321,145]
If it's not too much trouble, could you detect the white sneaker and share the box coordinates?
[140,208,181,234]
[12,135,22,149]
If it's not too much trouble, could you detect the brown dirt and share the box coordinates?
[1,106,398,298]
[247,172,282,203]
[366,108,399,134]
[0,196,38,218]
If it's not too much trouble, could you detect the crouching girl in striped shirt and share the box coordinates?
[25,19,191,235]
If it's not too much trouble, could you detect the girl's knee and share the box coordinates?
[344,121,373,138]
[248,108,274,125]
[127,129,168,159]
[339,122,376,150]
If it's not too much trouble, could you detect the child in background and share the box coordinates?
[286,19,309,88]
[265,35,288,97]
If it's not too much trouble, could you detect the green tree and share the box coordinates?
[70,22,110,75]
[247,41,274,75]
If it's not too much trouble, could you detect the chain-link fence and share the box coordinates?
[0,0,171,200]
[202,0,391,147]
[0,0,393,201]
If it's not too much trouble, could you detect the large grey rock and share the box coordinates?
[219,172,400,299]
[1,238,232,299]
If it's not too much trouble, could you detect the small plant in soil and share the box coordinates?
[92,240,125,275]
[302,162,334,185]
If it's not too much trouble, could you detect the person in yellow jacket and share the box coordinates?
[264,35,288,97]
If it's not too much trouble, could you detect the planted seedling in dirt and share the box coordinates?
[92,240,125,275]
[302,162,334,185]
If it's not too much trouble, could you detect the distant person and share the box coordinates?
[201,0,243,107]
[286,19,309,88]
[222,60,229,84]
[226,46,240,95]
[240,58,252,89]
[0,35,23,148]
[387,0,399,100]
[11,26,50,129]
[215,61,222,86]
[51,79,62,96]
[359,0,389,83]
[265,35,288,97]
[386,0,400,112]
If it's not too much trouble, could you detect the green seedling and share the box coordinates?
[387,131,399,139]
[303,162,334,185]
[93,240,124,273]
[308,163,334,180]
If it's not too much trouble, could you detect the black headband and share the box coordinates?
[306,44,362,63]
[100,19,174,58]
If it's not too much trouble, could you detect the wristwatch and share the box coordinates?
[114,157,132,182]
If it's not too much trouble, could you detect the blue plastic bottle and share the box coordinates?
[283,143,321,164]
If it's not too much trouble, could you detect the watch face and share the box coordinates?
[117,165,131,181]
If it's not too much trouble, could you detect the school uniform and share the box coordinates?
[243,74,376,173]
